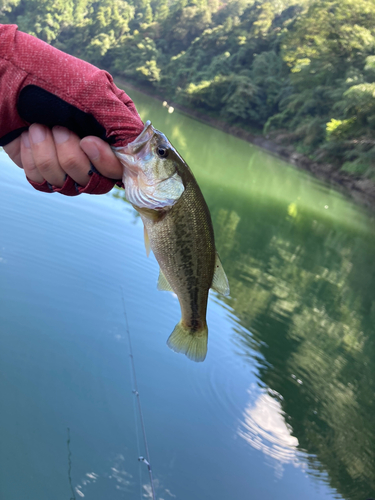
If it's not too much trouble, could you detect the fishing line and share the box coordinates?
[122,291,157,500]
[67,427,76,500]
[129,339,143,500]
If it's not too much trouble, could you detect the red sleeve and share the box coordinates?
[0,25,24,139]
[0,24,143,146]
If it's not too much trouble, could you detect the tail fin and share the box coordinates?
[167,321,208,362]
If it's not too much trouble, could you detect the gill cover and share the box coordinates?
[114,120,185,210]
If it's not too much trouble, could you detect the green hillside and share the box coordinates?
[2,0,375,180]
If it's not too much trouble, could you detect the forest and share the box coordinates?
[1,0,375,180]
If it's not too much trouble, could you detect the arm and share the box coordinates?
[0,24,144,195]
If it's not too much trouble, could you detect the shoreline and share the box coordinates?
[118,78,375,210]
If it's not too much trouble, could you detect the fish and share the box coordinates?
[114,120,229,362]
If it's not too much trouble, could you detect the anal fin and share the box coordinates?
[211,252,230,296]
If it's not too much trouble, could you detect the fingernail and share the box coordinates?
[81,140,100,161]
[21,132,31,148]
[29,125,46,144]
[52,126,70,144]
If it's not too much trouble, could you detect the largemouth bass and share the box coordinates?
[114,120,229,362]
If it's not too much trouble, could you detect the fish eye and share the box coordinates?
[157,146,169,158]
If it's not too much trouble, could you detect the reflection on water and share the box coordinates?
[216,199,375,498]
[1,87,375,500]
[238,388,301,475]
[72,455,132,498]
[121,87,375,500]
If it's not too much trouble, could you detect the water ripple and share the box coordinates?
[238,389,304,470]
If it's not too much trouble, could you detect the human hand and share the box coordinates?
[1,25,143,168]
[4,124,123,194]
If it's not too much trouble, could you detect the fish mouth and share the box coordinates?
[113,120,154,175]
[125,120,154,155]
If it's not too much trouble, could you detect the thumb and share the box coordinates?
[80,136,123,180]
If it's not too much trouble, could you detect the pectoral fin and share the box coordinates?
[135,205,162,222]
[143,224,151,257]
[211,253,230,296]
[157,269,174,292]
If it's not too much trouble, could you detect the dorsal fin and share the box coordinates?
[211,253,230,296]
[157,269,174,292]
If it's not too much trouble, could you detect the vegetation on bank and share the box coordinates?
[2,0,375,179]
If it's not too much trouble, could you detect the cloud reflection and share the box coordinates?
[72,454,176,499]
[238,389,303,475]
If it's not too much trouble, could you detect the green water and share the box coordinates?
[1,88,375,500]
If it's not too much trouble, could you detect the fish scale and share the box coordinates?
[145,180,216,331]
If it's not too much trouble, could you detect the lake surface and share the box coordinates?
[1,88,375,500]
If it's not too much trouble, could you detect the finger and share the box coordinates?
[20,132,45,183]
[29,124,66,187]
[80,136,123,179]
[3,136,23,168]
[52,127,91,186]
